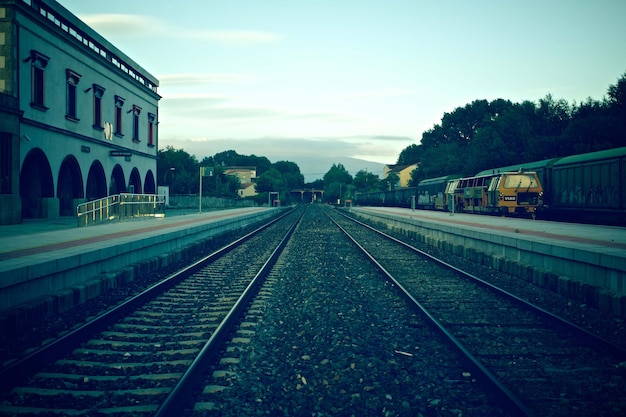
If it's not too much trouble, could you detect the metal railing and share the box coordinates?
[76,193,165,227]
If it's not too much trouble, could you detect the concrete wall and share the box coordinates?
[350,209,626,318]
[169,195,255,209]
[0,209,277,333]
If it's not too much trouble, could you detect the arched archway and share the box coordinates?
[58,155,84,216]
[129,167,142,194]
[20,148,54,219]
[110,164,126,194]
[144,170,156,194]
[86,161,107,201]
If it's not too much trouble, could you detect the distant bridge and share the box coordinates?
[290,188,324,202]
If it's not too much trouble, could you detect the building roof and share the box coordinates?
[225,166,256,171]
[385,164,417,173]
[36,0,159,92]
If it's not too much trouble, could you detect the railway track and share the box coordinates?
[3,204,624,416]
[175,205,511,416]
[0,207,303,416]
[329,209,626,417]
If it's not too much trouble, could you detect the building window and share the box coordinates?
[29,50,50,110]
[92,84,105,129]
[132,105,142,142]
[147,112,156,146]
[0,132,11,194]
[65,69,81,121]
[114,95,125,137]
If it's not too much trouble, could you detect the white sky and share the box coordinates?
[57,0,626,177]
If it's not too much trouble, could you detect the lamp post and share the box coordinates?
[164,167,175,187]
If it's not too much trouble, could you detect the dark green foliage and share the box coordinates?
[352,169,381,193]
[213,150,272,175]
[396,144,423,165]
[158,148,303,201]
[322,164,353,203]
[403,71,626,183]
[157,146,199,194]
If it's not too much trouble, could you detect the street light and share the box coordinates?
[164,167,175,185]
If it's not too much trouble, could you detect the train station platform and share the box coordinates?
[0,207,279,329]
[349,206,626,317]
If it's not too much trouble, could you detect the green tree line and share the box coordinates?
[157,148,306,205]
[398,71,626,185]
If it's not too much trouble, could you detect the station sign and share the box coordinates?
[110,150,132,157]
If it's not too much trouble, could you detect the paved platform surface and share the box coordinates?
[352,206,626,253]
[3,206,624,262]
[0,207,277,313]
[0,208,259,260]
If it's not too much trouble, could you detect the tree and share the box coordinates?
[323,164,352,203]
[607,71,626,137]
[255,168,285,194]
[272,160,305,189]
[562,98,620,154]
[213,150,272,175]
[381,171,399,191]
[607,71,626,113]
[323,163,352,186]
[157,146,199,194]
[397,144,423,165]
[353,169,380,193]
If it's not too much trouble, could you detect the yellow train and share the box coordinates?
[447,171,543,217]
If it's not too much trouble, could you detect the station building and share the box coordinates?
[0,0,160,225]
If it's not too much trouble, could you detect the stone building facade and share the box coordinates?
[0,0,160,224]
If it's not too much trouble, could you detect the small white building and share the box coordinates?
[238,182,256,198]
[225,166,258,197]
[0,0,160,224]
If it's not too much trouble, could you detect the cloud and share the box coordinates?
[370,135,416,142]
[79,14,159,36]
[159,135,405,180]
[159,93,361,127]
[79,14,282,45]
[162,135,408,162]
[158,73,256,86]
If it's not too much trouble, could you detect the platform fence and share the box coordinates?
[76,193,165,227]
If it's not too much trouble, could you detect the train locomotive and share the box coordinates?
[354,146,626,224]
[449,171,543,217]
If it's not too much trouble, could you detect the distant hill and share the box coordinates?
[295,156,387,183]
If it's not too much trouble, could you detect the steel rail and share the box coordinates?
[335,209,626,359]
[0,207,296,393]
[154,207,305,416]
[327,212,535,417]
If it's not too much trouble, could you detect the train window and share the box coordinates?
[503,174,538,189]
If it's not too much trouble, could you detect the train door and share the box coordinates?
[487,175,501,208]
[446,179,460,212]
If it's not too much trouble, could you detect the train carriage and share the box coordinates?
[383,187,416,208]
[417,174,461,210]
[549,147,626,223]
